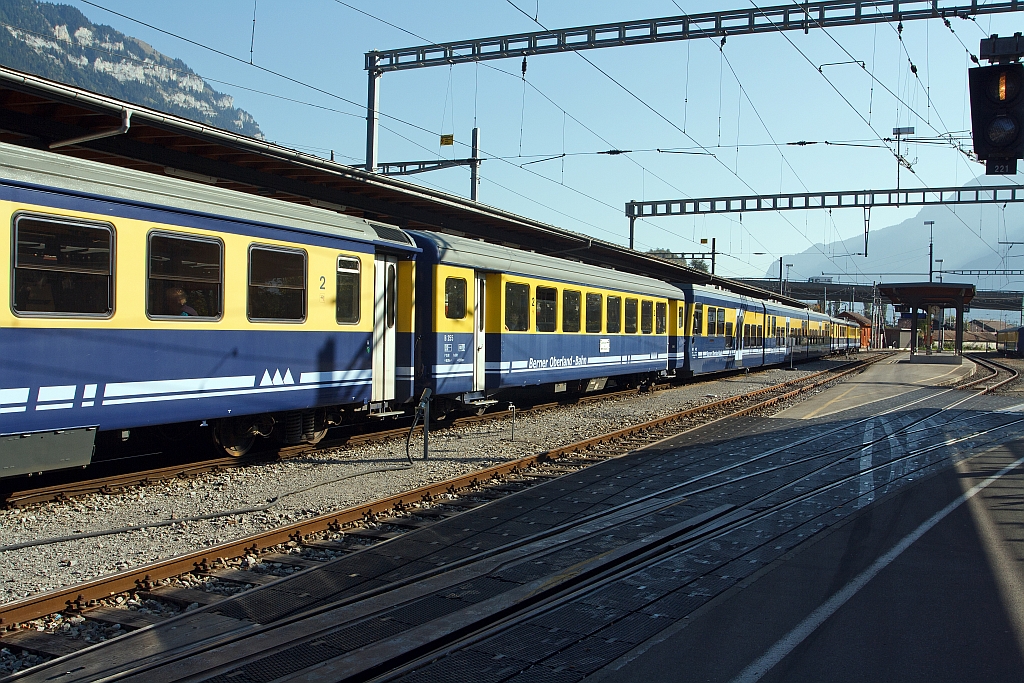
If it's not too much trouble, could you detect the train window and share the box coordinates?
[744,324,750,346]
[536,286,557,332]
[505,282,530,331]
[445,277,467,319]
[758,325,764,346]
[656,302,667,334]
[706,307,716,336]
[625,298,638,334]
[725,321,734,349]
[562,290,582,333]
[336,256,360,324]
[13,214,113,316]
[717,308,726,336]
[147,233,222,319]
[248,246,306,321]
[386,263,397,329]
[640,300,653,334]
[586,293,603,333]
[607,296,621,333]
[693,303,703,336]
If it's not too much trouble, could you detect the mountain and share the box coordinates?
[767,180,1024,291]
[0,0,263,138]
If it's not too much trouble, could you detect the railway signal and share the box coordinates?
[970,33,1024,175]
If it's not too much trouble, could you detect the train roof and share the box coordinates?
[0,142,413,250]
[411,230,685,299]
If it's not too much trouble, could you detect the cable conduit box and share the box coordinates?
[0,426,96,477]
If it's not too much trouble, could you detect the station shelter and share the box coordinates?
[877,283,976,363]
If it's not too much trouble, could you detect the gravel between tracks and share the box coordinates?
[0,360,849,605]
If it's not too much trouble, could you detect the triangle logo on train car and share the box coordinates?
[260,369,296,387]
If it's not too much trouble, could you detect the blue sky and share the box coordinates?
[53,1,1024,280]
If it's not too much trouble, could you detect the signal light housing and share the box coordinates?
[969,63,1024,170]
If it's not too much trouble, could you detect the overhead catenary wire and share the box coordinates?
[500,0,785,263]
[331,0,777,270]
[752,1,1008,266]
[328,0,762,264]
[790,2,1012,261]
[68,0,671,251]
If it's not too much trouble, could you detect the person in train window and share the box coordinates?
[19,273,55,311]
[165,286,198,316]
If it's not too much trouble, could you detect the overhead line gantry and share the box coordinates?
[364,0,1024,173]
[626,184,1024,254]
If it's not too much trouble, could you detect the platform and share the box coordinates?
[773,352,975,420]
[593,432,1024,683]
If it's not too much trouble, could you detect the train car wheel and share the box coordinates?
[212,420,256,458]
[307,428,329,445]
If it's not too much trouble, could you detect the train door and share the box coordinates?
[760,303,767,365]
[473,272,486,392]
[372,254,398,403]
[735,303,745,365]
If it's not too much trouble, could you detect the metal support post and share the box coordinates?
[910,307,919,357]
[955,297,964,356]
[507,403,516,442]
[925,220,934,283]
[365,52,381,173]
[629,215,636,250]
[470,127,481,201]
[778,256,784,295]
[422,394,429,459]
[711,238,716,275]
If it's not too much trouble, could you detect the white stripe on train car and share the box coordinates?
[101,378,371,406]
[0,387,30,413]
[104,375,256,398]
[35,385,77,411]
[299,370,372,383]
[433,363,474,376]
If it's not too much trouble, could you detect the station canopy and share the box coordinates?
[0,65,805,307]
[877,282,976,310]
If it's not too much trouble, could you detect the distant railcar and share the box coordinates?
[409,231,680,409]
[997,326,1023,356]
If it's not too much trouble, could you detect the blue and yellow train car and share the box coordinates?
[0,143,416,474]
[409,232,681,406]
[682,286,792,374]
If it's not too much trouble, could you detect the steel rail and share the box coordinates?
[0,362,836,508]
[377,407,1024,683]
[0,384,657,508]
[0,354,884,628]
[963,354,1020,394]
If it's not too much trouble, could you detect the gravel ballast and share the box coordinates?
[0,361,845,605]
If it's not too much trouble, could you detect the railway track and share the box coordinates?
[8,350,1019,683]
[0,353,888,670]
[962,354,1020,394]
[0,360,858,509]
[0,384,664,509]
